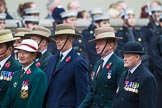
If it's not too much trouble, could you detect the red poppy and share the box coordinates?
[106,62,112,69]
[5,62,10,68]
[36,62,41,67]
[66,56,71,62]
[26,69,32,75]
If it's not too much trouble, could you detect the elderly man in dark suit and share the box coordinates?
[0,29,21,107]
[112,41,157,108]
[45,24,89,108]
[79,27,125,108]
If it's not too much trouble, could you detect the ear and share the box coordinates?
[95,23,100,28]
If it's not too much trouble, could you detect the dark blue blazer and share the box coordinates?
[45,49,89,108]
[112,64,157,108]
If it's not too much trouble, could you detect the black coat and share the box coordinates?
[112,64,157,108]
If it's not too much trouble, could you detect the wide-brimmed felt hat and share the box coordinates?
[54,24,82,38]
[0,29,20,43]
[14,28,32,37]
[25,25,54,42]
[89,26,122,42]
[14,39,42,58]
[123,41,145,55]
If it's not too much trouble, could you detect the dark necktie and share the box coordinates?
[56,54,63,68]
[96,59,104,78]
[126,70,131,80]
[127,28,135,41]
[20,69,25,78]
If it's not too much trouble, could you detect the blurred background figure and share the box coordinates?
[23,15,39,30]
[0,13,6,29]
[52,6,65,24]
[107,3,120,19]
[17,2,37,18]
[67,0,81,11]
[46,0,61,19]
[0,0,12,19]
[77,10,90,20]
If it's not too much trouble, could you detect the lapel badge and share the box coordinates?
[13,82,17,88]
[107,70,112,79]
[106,62,112,79]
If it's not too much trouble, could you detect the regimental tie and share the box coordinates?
[20,69,25,78]
[96,59,104,78]
[56,54,63,68]
[126,70,131,80]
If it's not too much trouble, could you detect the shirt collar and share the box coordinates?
[101,52,114,68]
[41,49,47,55]
[0,55,11,70]
[60,47,72,61]
[129,61,141,74]
[23,62,34,72]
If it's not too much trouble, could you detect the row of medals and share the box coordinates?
[124,81,139,93]
[0,71,14,81]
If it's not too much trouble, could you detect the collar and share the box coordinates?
[60,47,72,61]
[0,55,11,70]
[41,49,47,55]
[23,62,34,72]
[101,52,114,68]
[129,61,141,74]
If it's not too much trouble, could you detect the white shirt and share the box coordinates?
[23,62,34,73]
[101,52,114,68]
[60,47,72,62]
[0,55,11,70]
[129,61,142,74]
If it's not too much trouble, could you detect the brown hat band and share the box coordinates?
[0,33,13,41]
[55,29,75,35]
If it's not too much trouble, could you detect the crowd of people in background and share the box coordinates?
[0,0,162,108]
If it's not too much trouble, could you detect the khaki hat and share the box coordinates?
[25,25,54,42]
[54,24,81,38]
[14,28,32,37]
[0,29,20,43]
[15,39,42,58]
[89,27,122,42]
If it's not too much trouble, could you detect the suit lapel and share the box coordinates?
[95,54,115,90]
[54,50,74,75]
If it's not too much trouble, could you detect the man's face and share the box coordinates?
[18,50,36,67]
[64,17,77,28]
[96,20,110,28]
[55,35,72,52]
[0,43,12,61]
[127,14,135,27]
[24,22,38,30]
[123,54,139,69]
[153,11,162,23]
[95,39,112,57]
[0,20,5,29]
